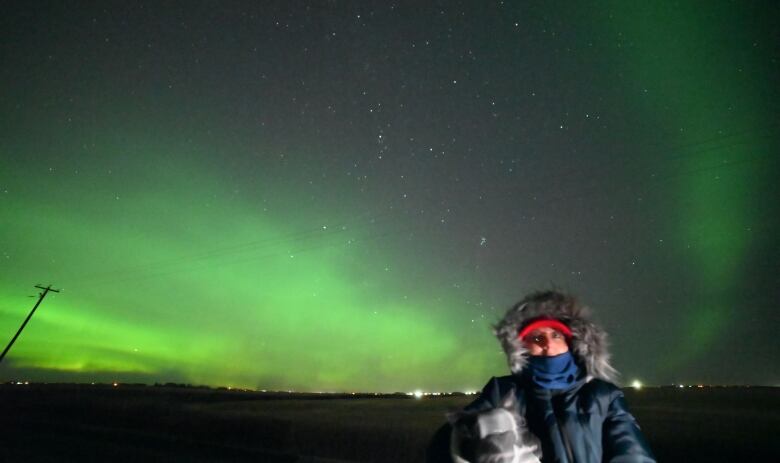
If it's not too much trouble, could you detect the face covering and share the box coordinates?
[527,351,579,389]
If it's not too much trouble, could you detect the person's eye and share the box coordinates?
[552,332,561,338]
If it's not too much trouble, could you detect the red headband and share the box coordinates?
[518,318,573,340]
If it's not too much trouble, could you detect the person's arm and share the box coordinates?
[452,377,542,463]
[602,388,656,463]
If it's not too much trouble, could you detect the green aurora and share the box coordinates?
[599,2,777,370]
[1,2,777,390]
[1,141,504,391]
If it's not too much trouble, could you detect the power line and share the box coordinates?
[62,209,404,288]
[49,125,780,291]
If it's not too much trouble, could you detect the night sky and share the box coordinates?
[1,1,778,391]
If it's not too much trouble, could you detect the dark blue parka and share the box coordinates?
[455,290,656,463]
[464,374,655,462]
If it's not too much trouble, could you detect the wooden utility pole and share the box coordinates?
[0,284,60,364]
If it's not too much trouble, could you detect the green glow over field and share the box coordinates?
[603,2,773,366]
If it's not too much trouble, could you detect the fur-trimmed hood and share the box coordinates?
[493,290,618,383]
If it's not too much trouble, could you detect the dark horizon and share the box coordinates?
[3,380,776,393]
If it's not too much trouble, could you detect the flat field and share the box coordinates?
[0,384,777,462]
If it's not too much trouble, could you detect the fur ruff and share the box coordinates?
[493,290,618,383]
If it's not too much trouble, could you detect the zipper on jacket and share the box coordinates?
[552,399,575,462]
[556,417,574,462]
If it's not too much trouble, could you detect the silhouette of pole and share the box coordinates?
[0,284,60,364]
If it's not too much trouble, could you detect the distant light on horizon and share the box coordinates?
[631,380,642,390]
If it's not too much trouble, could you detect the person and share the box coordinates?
[437,290,655,463]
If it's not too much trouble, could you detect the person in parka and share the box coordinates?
[447,290,655,463]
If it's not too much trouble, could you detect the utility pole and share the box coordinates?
[0,284,60,364]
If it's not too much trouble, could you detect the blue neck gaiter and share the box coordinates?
[527,351,579,390]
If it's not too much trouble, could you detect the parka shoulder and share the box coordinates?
[463,375,521,413]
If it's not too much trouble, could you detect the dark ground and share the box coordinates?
[0,384,777,462]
